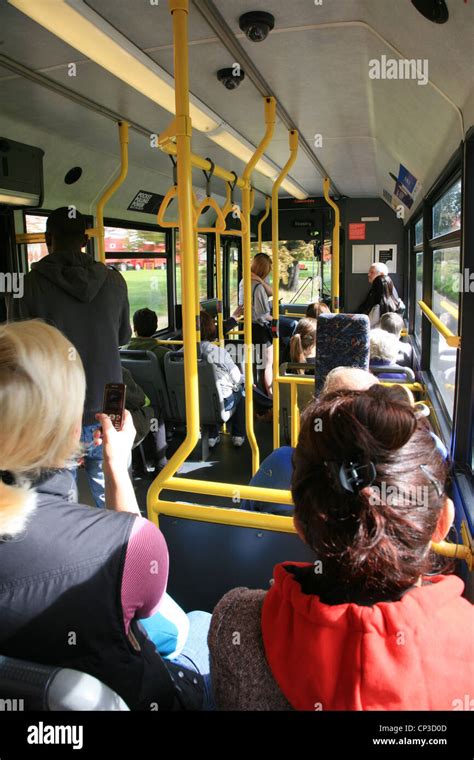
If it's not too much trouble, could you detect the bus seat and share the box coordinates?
[120,349,173,422]
[0,655,129,711]
[278,362,315,446]
[158,515,314,612]
[164,351,236,427]
[369,364,416,383]
[315,313,370,394]
[279,303,307,317]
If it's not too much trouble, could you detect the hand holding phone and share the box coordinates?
[103,383,126,431]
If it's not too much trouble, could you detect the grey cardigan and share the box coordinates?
[208,587,293,711]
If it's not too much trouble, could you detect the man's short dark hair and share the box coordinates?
[133,308,158,337]
[380,312,404,336]
[46,207,87,248]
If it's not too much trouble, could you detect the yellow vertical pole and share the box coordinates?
[215,231,224,349]
[290,382,299,447]
[242,96,276,474]
[258,197,271,250]
[148,0,199,516]
[323,177,340,314]
[96,121,129,263]
[272,130,299,450]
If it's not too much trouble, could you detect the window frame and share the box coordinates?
[104,216,173,335]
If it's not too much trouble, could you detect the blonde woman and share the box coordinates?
[238,253,274,395]
[0,320,211,710]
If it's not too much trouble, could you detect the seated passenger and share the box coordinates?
[287,318,317,370]
[123,367,167,473]
[369,328,404,379]
[242,367,379,515]
[209,385,473,710]
[199,311,246,448]
[305,301,330,319]
[380,312,413,368]
[356,263,405,327]
[0,320,211,711]
[126,307,169,370]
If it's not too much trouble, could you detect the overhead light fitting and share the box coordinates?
[411,0,449,24]
[9,0,308,199]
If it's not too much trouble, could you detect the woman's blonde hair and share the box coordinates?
[251,253,271,279]
[0,320,86,535]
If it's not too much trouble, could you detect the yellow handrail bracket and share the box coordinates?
[418,300,461,348]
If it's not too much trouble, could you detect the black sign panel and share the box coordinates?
[127,190,166,215]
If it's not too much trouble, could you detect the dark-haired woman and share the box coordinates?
[368,275,404,327]
[208,385,473,710]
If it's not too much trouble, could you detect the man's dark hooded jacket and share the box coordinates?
[7,252,131,424]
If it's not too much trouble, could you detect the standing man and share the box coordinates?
[7,207,131,507]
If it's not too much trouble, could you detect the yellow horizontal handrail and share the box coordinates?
[160,476,293,505]
[282,311,306,318]
[155,339,184,346]
[153,501,471,565]
[418,300,461,348]
[16,228,99,245]
[160,142,246,190]
[276,375,315,386]
[155,501,295,533]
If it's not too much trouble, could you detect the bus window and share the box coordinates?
[415,217,423,246]
[228,243,239,313]
[414,251,423,346]
[429,247,460,419]
[250,240,323,304]
[176,233,207,303]
[25,213,48,267]
[104,225,168,331]
[432,178,461,238]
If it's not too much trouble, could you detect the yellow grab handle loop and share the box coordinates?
[157,186,179,228]
[193,196,227,233]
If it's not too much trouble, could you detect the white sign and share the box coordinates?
[352,244,374,274]
[375,244,397,273]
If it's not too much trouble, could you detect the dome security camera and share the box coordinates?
[217,68,246,90]
[239,11,275,43]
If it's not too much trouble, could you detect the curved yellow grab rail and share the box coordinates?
[418,300,461,348]
[272,130,299,450]
[258,197,271,250]
[242,96,277,475]
[157,185,179,228]
[323,177,340,313]
[96,121,129,263]
[193,196,226,233]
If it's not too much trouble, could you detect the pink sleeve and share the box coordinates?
[121,516,169,634]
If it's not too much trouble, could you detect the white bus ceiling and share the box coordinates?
[0,0,473,219]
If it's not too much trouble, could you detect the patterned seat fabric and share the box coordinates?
[315,313,370,395]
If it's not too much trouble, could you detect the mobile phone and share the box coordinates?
[103,383,126,431]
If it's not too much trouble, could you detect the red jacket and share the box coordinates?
[262,563,474,711]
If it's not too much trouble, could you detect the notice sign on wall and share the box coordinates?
[349,223,366,240]
[128,190,165,215]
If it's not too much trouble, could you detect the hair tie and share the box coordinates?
[325,460,377,495]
